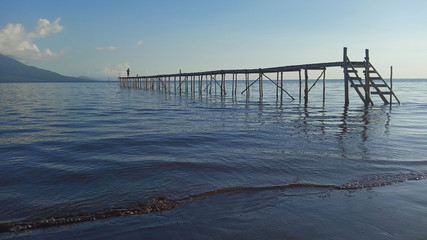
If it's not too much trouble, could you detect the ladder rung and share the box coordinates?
[351,84,364,88]
[371,91,391,95]
[349,77,362,81]
[350,63,365,68]
[369,77,382,80]
[347,70,358,73]
[363,70,377,73]
[372,84,388,88]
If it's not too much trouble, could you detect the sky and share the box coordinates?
[1,0,427,80]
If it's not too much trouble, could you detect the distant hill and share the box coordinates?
[0,54,92,82]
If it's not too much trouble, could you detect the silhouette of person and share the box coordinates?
[127,68,130,77]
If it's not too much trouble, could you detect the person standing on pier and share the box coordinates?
[127,68,130,77]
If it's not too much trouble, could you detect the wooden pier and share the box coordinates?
[118,48,400,106]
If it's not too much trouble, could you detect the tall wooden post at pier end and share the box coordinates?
[118,48,400,106]
[364,49,371,107]
[343,47,349,106]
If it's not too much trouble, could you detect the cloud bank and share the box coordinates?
[0,18,64,61]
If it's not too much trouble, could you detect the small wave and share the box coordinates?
[0,196,179,233]
[340,172,426,190]
[180,183,340,201]
[1,179,424,233]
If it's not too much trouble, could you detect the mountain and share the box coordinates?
[0,54,91,82]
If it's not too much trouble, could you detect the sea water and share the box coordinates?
[1,79,427,239]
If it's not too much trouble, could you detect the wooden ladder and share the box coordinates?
[364,61,401,105]
[344,49,400,105]
[344,58,373,105]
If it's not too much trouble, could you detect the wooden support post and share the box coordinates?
[214,75,217,95]
[245,72,250,98]
[225,73,227,96]
[222,73,226,96]
[280,71,283,103]
[323,69,326,105]
[259,70,263,100]
[343,47,349,106]
[364,49,371,106]
[185,76,188,94]
[390,66,393,106]
[235,73,237,96]
[179,70,182,95]
[224,73,226,96]
[194,75,196,96]
[276,72,279,100]
[211,75,214,95]
[206,75,209,95]
[299,70,302,102]
[232,73,235,97]
[190,76,194,95]
[199,75,202,95]
[304,68,309,105]
[219,74,222,96]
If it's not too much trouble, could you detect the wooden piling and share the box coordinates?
[343,47,349,106]
[280,71,283,103]
[364,49,371,106]
[179,70,182,95]
[304,68,308,105]
[185,76,188,94]
[259,70,263,100]
[323,69,326,105]
[276,72,279,100]
[390,66,393,106]
[299,70,302,102]
[234,73,237,96]
[245,72,250,98]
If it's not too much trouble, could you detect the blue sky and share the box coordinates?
[1,0,427,79]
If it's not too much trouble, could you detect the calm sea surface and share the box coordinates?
[1,79,427,239]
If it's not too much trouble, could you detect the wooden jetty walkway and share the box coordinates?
[118,47,400,106]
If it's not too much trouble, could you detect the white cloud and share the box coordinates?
[0,18,64,60]
[29,18,63,38]
[136,40,143,46]
[101,63,130,77]
[96,46,117,51]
